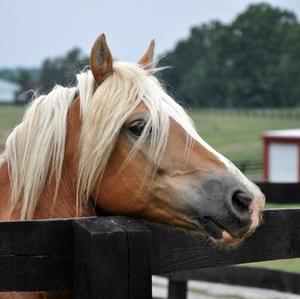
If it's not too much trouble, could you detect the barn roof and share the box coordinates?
[0,78,21,92]
[263,129,300,140]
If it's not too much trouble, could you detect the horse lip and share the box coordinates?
[195,216,228,240]
[194,216,251,244]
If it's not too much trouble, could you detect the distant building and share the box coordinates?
[0,78,21,103]
[262,129,300,182]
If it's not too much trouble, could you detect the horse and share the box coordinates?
[0,34,265,298]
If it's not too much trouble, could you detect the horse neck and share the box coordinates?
[0,161,11,219]
[0,97,95,220]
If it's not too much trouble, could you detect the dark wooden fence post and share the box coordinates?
[73,216,152,299]
[168,279,187,299]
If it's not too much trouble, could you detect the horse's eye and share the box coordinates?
[128,121,146,137]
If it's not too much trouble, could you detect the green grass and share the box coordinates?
[266,203,300,209]
[190,109,300,162]
[0,105,25,151]
[243,258,300,274]
[189,110,300,179]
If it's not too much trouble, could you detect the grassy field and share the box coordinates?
[0,105,24,152]
[244,258,300,274]
[1,104,300,273]
[190,110,300,179]
[190,109,300,161]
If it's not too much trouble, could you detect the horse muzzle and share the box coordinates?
[188,174,265,245]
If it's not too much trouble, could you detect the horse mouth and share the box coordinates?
[196,216,245,245]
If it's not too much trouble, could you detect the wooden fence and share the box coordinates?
[198,108,300,119]
[256,181,300,204]
[234,159,262,174]
[0,183,299,298]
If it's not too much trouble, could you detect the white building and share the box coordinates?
[0,78,21,103]
[262,129,300,182]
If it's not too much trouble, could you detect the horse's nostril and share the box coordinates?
[231,191,253,215]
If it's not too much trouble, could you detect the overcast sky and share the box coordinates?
[1,0,299,68]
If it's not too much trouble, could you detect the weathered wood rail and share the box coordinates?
[0,208,299,298]
[0,182,298,298]
[164,266,300,297]
[234,159,262,174]
[256,181,300,204]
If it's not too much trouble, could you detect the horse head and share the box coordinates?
[78,34,265,245]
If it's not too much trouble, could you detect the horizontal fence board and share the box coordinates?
[255,182,300,204]
[234,160,262,173]
[0,208,299,292]
[0,219,73,255]
[0,256,72,291]
[147,209,300,274]
[164,266,300,295]
[0,218,74,291]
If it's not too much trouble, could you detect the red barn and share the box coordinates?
[262,129,300,182]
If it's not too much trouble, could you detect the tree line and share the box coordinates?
[0,3,300,107]
[159,3,300,108]
[0,48,88,103]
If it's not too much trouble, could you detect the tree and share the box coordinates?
[159,3,300,108]
[38,48,88,92]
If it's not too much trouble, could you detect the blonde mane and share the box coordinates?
[1,62,200,220]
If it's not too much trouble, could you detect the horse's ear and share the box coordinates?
[138,39,155,70]
[90,33,113,85]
